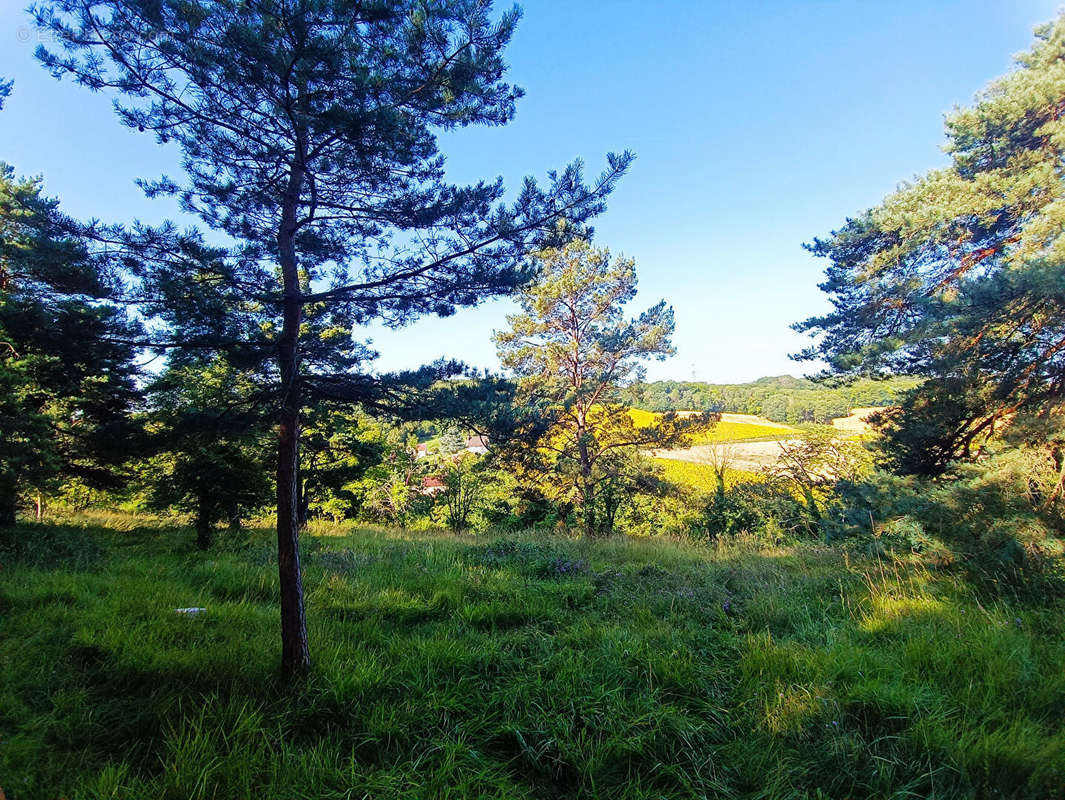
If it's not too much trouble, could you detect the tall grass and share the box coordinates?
[1,518,1062,798]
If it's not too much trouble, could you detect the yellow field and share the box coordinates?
[629,408,793,443]
[694,420,791,443]
[654,458,763,492]
[628,407,661,428]
[830,406,885,434]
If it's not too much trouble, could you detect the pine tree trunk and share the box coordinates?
[34,491,43,522]
[0,472,16,527]
[195,497,212,551]
[582,483,596,538]
[296,462,309,530]
[276,165,311,680]
[576,412,595,538]
[277,396,309,678]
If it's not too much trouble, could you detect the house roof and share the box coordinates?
[466,435,488,448]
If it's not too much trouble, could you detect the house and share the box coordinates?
[465,435,489,455]
[420,475,446,496]
[415,442,428,459]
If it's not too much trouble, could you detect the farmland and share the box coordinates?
[653,458,763,492]
[631,409,795,443]
[632,410,800,477]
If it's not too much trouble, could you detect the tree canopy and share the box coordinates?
[796,17,1065,473]
[33,0,631,677]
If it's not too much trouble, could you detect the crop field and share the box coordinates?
[630,409,794,443]
[654,458,763,492]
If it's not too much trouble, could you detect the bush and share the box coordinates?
[698,478,811,543]
[829,438,1065,594]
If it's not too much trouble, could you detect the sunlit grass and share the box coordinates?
[1,518,1062,798]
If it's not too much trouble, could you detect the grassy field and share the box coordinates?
[2,516,1064,799]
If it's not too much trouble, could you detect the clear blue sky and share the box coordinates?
[0,1,1059,382]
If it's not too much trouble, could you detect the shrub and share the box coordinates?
[829,434,1065,594]
[698,478,811,543]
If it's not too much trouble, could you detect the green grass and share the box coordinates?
[2,517,1064,799]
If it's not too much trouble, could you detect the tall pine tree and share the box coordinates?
[494,237,710,537]
[0,164,141,524]
[796,14,1065,474]
[34,0,630,676]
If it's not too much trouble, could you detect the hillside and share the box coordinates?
[624,376,919,425]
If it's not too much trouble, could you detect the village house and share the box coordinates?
[420,475,446,496]
[465,435,489,455]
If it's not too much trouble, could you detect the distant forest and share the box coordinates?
[624,375,921,425]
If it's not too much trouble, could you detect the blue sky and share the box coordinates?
[0,0,1059,382]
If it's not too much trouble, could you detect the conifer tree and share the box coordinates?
[144,355,273,549]
[0,165,140,525]
[494,237,710,537]
[33,0,630,676]
[796,14,1065,474]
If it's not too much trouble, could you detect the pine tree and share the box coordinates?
[494,237,711,537]
[796,14,1065,474]
[0,164,140,524]
[143,356,274,549]
[33,0,630,676]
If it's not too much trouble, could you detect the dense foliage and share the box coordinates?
[142,357,274,549]
[827,411,1065,590]
[796,16,1065,473]
[0,164,140,525]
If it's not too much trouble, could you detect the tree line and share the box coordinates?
[624,375,920,425]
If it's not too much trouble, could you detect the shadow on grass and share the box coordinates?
[3,518,1064,799]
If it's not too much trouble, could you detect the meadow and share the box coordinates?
[2,515,1063,799]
